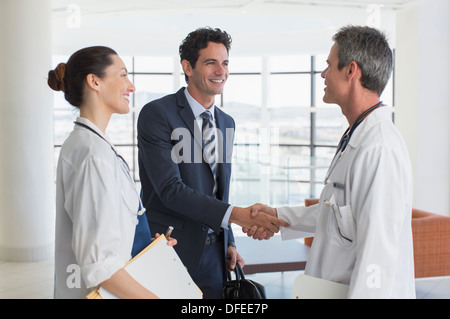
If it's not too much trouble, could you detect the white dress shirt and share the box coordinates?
[54,117,141,299]
[184,89,233,229]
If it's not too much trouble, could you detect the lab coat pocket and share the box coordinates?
[325,198,355,248]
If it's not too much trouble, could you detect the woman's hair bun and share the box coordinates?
[48,46,117,107]
[48,63,66,92]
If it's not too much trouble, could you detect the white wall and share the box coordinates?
[395,0,450,216]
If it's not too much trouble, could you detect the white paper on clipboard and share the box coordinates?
[96,235,202,299]
[291,274,349,299]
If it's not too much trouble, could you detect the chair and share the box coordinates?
[303,199,450,278]
[412,208,450,278]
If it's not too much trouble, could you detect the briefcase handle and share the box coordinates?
[227,263,246,281]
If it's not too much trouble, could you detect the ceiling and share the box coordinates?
[51,0,418,56]
[51,0,417,13]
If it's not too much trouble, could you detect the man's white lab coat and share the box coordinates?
[278,107,415,298]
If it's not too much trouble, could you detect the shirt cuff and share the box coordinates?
[221,205,233,230]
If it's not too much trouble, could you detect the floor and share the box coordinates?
[246,271,450,299]
[0,259,449,299]
[0,259,54,299]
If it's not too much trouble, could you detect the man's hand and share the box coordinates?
[229,205,288,240]
[154,233,177,246]
[227,246,244,271]
[243,204,285,240]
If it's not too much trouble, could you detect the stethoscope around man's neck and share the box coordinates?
[324,101,383,185]
[335,101,383,155]
[74,120,146,215]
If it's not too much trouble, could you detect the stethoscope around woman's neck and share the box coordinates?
[74,120,130,167]
[74,120,146,215]
[324,101,383,185]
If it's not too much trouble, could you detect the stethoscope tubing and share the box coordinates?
[73,120,146,215]
[324,102,383,185]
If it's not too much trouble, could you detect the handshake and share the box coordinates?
[230,204,289,240]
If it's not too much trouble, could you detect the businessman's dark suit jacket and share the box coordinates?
[137,87,235,277]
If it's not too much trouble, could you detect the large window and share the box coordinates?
[53,53,394,208]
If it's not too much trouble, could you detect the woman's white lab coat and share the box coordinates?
[54,117,141,299]
[278,107,416,298]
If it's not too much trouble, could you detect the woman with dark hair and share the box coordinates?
[49,46,175,299]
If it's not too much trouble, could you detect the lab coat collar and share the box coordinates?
[347,106,392,149]
[74,117,119,154]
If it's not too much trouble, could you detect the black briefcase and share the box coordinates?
[223,264,266,299]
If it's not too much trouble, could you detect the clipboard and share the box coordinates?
[86,235,202,299]
[291,273,349,299]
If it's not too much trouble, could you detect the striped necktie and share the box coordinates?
[201,110,218,196]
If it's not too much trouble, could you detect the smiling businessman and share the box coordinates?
[137,27,288,299]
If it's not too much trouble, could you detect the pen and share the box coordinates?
[333,182,345,190]
[165,226,174,238]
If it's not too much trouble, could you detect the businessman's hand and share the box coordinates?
[154,233,177,246]
[243,204,285,240]
[227,246,245,271]
[230,205,288,240]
